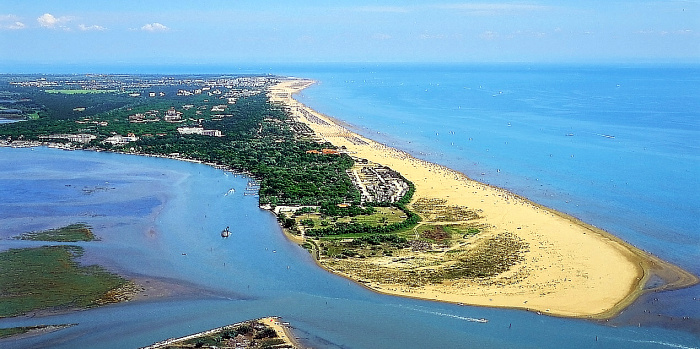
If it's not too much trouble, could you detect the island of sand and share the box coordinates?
[268,79,698,319]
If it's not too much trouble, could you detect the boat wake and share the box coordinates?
[605,338,698,349]
[424,310,489,323]
[390,304,488,323]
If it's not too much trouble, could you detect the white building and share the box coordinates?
[177,127,223,137]
[40,134,96,144]
[164,108,183,122]
[202,129,223,137]
[177,127,204,135]
[104,133,139,145]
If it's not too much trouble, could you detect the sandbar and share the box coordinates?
[268,78,698,319]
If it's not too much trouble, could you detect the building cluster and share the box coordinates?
[39,134,96,144]
[75,118,108,126]
[104,133,139,145]
[164,108,183,122]
[211,105,227,112]
[8,75,281,97]
[347,158,410,204]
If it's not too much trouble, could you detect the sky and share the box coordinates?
[1,0,698,69]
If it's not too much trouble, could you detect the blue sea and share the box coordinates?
[0,64,698,348]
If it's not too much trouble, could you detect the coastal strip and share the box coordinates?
[269,78,698,319]
[140,317,300,349]
[0,324,77,341]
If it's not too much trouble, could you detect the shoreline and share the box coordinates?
[2,82,696,320]
[268,78,698,319]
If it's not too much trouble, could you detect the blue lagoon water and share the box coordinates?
[1,64,699,348]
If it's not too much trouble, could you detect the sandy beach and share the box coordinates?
[268,79,698,319]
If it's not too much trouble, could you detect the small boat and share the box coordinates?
[221,226,230,238]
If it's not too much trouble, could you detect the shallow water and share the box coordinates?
[1,146,698,348]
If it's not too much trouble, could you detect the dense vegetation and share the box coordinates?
[15,223,96,242]
[130,94,360,205]
[0,246,129,318]
[304,207,419,237]
[0,83,360,206]
[146,319,285,349]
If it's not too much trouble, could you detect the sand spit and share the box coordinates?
[141,317,300,349]
[268,78,698,319]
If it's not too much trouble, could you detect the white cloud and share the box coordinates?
[37,13,72,29]
[1,14,26,30]
[141,23,169,32]
[38,13,57,28]
[8,21,26,30]
[79,24,106,31]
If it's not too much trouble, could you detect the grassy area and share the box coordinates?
[0,324,74,339]
[411,197,481,222]
[293,206,405,229]
[414,224,481,242]
[44,89,119,94]
[0,246,129,318]
[319,234,408,258]
[16,223,96,242]
[0,327,31,339]
[434,233,528,280]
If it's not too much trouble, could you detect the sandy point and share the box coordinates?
[267,78,698,319]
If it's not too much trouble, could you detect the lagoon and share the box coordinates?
[0,146,698,349]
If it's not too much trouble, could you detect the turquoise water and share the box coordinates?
[1,64,699,348]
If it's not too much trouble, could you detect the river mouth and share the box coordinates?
[1,145,698,349]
